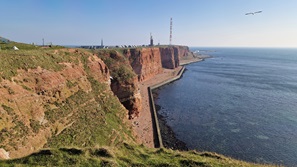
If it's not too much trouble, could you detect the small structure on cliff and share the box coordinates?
[150,33,154,46]
[101,39,104,47]
[13,46,19,50]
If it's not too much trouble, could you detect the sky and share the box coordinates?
[1,0,297,47]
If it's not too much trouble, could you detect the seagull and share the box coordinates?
[245,11,262,15]
[254,11,262,14]
[245,12,254,15]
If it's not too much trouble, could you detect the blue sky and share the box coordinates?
[1,0,297,47]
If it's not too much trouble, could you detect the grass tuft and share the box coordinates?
[92,148,114,158]
[1,105,14,114]
[200,152,223,160]
[30,149,53,156]
[179,159,210,167]
[59,148,84,155]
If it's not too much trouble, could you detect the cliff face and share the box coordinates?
[159,47,179,69]
[97,50,142,119]
[110,77,141,119]
[174,45,191,59]
[97,46,192,119]
[125,45,191,79]
[0,49,132,159]
[125,48,163,81]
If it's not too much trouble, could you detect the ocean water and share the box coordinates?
[155,48,297,166]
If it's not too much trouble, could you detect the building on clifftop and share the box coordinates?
[149,33,154,46]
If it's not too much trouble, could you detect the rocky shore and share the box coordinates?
[155,103,188,151]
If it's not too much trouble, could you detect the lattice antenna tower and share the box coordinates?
[169,18,172,45]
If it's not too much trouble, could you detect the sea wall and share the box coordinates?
[148,66,186,148]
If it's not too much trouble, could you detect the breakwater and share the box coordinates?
[148,67,185,148]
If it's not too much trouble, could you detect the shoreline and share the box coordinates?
[154,100,188,150]
[131,56,207,149]
[131,67,183,148]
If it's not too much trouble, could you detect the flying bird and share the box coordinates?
[245,11,262,15]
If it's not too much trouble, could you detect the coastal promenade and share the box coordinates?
[131,57,204,148]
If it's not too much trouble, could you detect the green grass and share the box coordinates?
[1,105,14,114]
[0,42,64,50]
[44,77,134,148]
[0,41,66,80]
[0,42,38,50]
[96,50,136,83]
[0,49,76,80]
[0,144,276,167]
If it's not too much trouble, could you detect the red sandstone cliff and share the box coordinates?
[174,45,192,59]
[97,50,142,119]
[124,45,191,80]
[0,49,112,159]
[96,46,193,119]
[159,47,179,69]
[124,48,163,81]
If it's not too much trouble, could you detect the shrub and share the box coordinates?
[30,119,41,133]
[1,104,14,114]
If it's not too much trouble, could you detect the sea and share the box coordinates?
[154,47,297,166]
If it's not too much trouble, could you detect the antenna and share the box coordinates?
[169,18,172,45]
[42,38,44,46]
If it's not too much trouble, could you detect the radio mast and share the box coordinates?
[169,18,172,45]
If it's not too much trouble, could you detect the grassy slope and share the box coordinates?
[0,43,135,155]
[94,49,136,83]
[0,144,273,167]
[0,42,276,166]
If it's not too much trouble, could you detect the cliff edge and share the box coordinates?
[0,48,134,159]
[0,42,271,166]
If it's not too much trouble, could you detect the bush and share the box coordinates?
[30,119,41,133]
[1,104,14,114]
